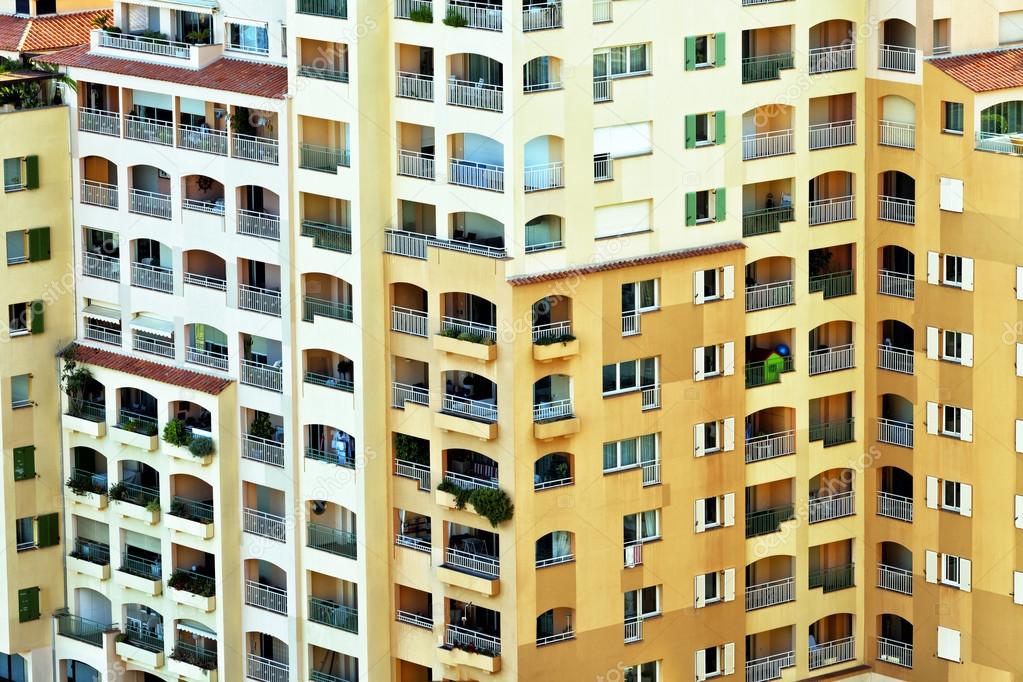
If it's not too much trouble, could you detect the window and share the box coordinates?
[596,43,650,78]
[686,188,725,225]
[685,111,726,148]
[943,554,962,587]
[6,231,25,264]
[695,113,710,143]
[624,585,661,619]
[942,479,962,512]
[622,279,658,313]
[623,661,659,682]
[943,254,963,286]
[694,36,709,66]
[928,251,973,290]
[10,375,30,408]
[698,496,720,529]
[704,647,720,677]
[0,652,27,681]
[696,644,735,681]
[15,517,34,551]
[603,358,658,395]
[701,345,719,376]
[623,509,660,544]
[7,300,42,336]
[694,418,734,456]
[685,33,725,70]
[4,228,53,267]
[703,422,720,453]
[604,433,658,472]
[943,330,962,362]
[943,101,964,134]
[227,22,269,55]
[695,493,734,532]
[927,401,972,441]
[943,405,962,437]
[700,269,720,301]
[702,572,720,604]
[928,476,972,516]
[3,157,23,192]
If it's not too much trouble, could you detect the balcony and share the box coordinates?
[809,636,855,670]
[445,544,499,579]
[809,45,855,74]
[297,0,348,18]
[808,490,854,523]
[746,651,795,682]
[878,344,913,374]
[392,382,429,409]
[118,621,165,668]
[449,158,505,191]
[394,458,431,491]
[300,143,350,173]
[448,79,503,112]
[237,210,281,241]
[247,654,289,682]
[877,417,913,448]
[743,129,793,160]
[242,434,285,467]
[809,195,854,225]
[69,537,111,579]
[79,107,120,136]
[809,344,854,376]
[878,270,914,299]
[397,147,435,180]
[746,280,793,312]
[392,306,429,338]
[446,1,503,31]
[809,120,855,150]
[83,252,120,281]
[745,577,795,611]
[742,52,794,83]
[179,124,227,156]
[745,429,795,464]
[808,563,854,592]
[238,284,282,317]
[130,262,173,293]
[522,1,562,31]
[303,297,353,324]
[245,580,288,615]
[441,624,502,673]
[745,355,794,389]
[879,195,915,224]
[879,44,915,73]
[524,162,564,192]
[809,418,854,446]
[742,205,793,237]
[746,504,795,538]
[442,395,497,423]
[125,115,174,146]
[396,0,433,20]
[232,134,279,165]
[307,522,357,559]
[129,188,172,219]
[878,638,913,669]
[240,360,283,393]
[877,563,913,595]
[808,270,854,299]
[243,508,287,542]
[309,597,358,633]
[57,613,112,648]
[81,179,118,209]
[98,29,191,59]
[877,491,913,522]
[397,71,434,101]
[880,120,915,149]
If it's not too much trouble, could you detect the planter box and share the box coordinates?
[168,587,216,613]
[433,334,498,362]
[168,657,218,682]
[437,565,499,597]
[435,489,482,516]
[68,555,110,580]
[165,443,214,466]
[534,416,581,440]
[72,490,108,510]
[533,339,580,362]
[112,500,160,525]
[63,413,107,437]
[166,513,214,540]
[437,646,501,673]
[116,641,164,668]
[114,569,162,596]
[434,412,498,441]
[111,427,159,451]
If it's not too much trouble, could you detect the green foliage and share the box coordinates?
[115,633,129,644]
[437,480,514,527]
[145,500,161,514]
[168,569,215,597]
[60,347,93,418]
[534,333,576,346]
[188,436,215,457]
[162,419,191,447]
[438,479,474,509]
[171,645,216,670]
[186,28,211,44]
[981,112,1008,135]
[394,433,428,465]
[442,7,468,26]
[91,14,111,30]
[441,328,494,345]
[409,6,433,22]
[66,475,105,497]
[249,412,276,439]
[107,482,127,501]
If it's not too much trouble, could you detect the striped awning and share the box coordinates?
[176,620,216,639]
[82,304,121,323]
[130,316,174,339]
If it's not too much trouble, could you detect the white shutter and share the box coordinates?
[960,558,972,592]
[722,266,735,300]
[723,568,735,602]
[1015,572,1023,605]
[927,402,939,435]
[927,327,939,359]
[694,500,706,533]
[939,177,965,213]
[723,417,735,452]
[926,476,939,509]
[928,251,940,284]
[594,122,653,158]
[963,257,974,291]
[722,342,735,376]
[694,347,705,381]
[925,550,938,583]
[1016,495,1023,529]
[1017,344,1023,377]
[723,643,735,675]
[961,408,973,442]
[1017,420,1023,454]
[937,626,961,662]
[694,574,706,608]
[960,483,972,517]
[1017,266,1023,300]
[723,493,735,527]
[695,648,707,682]
[961,333,974,367]
[693,270,706,305]
[694,423,706,457]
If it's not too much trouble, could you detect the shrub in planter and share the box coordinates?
[409,6,433,22]
[66,475,105,496]
[466,487,514,527]
[115,633,129,644]
[535,333,576,346]
[171,645,217,670]
[145,500,161,514]
[442,7,468,26]
[168,569,215,597]
[440,328,461,339]
[249,412,276,439]
[188,436,215,458]
[107,482,127,501]
[437,479,473,509]
[163,419,191,447]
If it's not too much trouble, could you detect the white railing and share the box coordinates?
[384,230,428,259]
[742,129,793,160]
[444,471,497,492]
[809,194,854,225]
[398,149,435,180]
[184,272,227,291]
[392,382,429,408]
[809,636,855,670]
[641,385,661,411]
[745,280,793,312]
[621,312,640,336]
[532,321,571,343]
[877,417,913,448]
[396,610,433,630]
[537,629,574,646]
[132,333,173,358]
[808,343,854,375]
[878,270,914,299]
[242,508,287,542]
[394,459,431,490]
[594,153,612,181]
[976,131,1023,155]
[182,198,224,216]
[242,434,285,467]
[239,284,282,317]
[523,2,562,31]
[233,134,279,165]
[83,252,120,281]
[432,235,506,259]
[524,162,564,192]
[186,346,228,371]
[129,188,172,219]
[246,654,289,682]
[878,637,913,668]
[240,359,283,393]
[80,179,118,208]
[130,262,173,292]
[448,78,503,111]
[178,124,228,155]
[623,542,643,567]
[448,1,503,31]
[809,44,855,73]
[745,429,795,463]
[78,107,120,136]
[445,624,501,655]
[877,491,913,522]
[395,0,432,19]
[879,44,916,73]
[746,651,795,682]
[623,616,642,643]
[592,76,611,102]
[745,577,795,611]
[879,120,915,149]
[98,30,190,58]
[878,345,913,374]
[244,579,288,614]
[441,316,497,342]
[533,399,572,422]
[593,0,611,22]
[808,490,855,523]
[85,322,121,346]
[237,209,281,240]
[809,120,855,150]
[391,306,428,337]
[445,546,499,577]
[395,534,431,552]
[442,394,498,423]
[642,460,661,486]
[124,116,173,145]
[877,563,913,596]
[449,158,504,191]
[879,195,915,224]
[396,71,434,101]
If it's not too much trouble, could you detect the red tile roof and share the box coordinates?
[67,343,233,395]
[508,241,746,286]
[40,43,290,98]
[0,10,110,53]
[930,47,1023,92]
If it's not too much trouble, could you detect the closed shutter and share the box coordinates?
[694,423,706,457]
[686,192,697,226]
[722,493,735,527]
[723,642,735,675]
[715,33,726,65]
[36,512,59,547]
[939,177,964,212]
[18,587,40,622]
[1016,495,1023,529]
[961,408,973,442]
[961,333,973,367]
[694,648,706,681]
[27,227,50,262]
[962,257,974,291]
[927,402,939,435]
[722,342,735,376]
[960,558,972,592]
[13,445,35,481]
[694,574,706,608]
[685,36,697,71]
[1015,572,1023,605]
[715,187,726,221]
[1017,344,1023,377]
[694,347,705,381]
[928,251,940,284]
[693,270,706,304]
[722,265,734,300]
[723,568,735,602]
[937,626,961,662]
[1017,420,1023,454]
[926,327,939,359]
[926,476,939,509]
[694,499,706,533]
[715,110,726,143]
[1017,266,1023,300]
[24,155,39,189]
[925,550,938,583]
[30,299,44,334]
[685,114,697,149]
[960,484,972,517]
[723,417,735,451]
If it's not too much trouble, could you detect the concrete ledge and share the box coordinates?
[168,657,218,682]
[532,339,579,362]
[116,641,164,669]
[533,416,580,440]
[63,413,106,437]
[434,412,498,440]
[68,555,110,580]
[437,565,499,597]
[437,646,501,673]
[113,569,162,596]
[110,427,158,452]
[168,587,216,613]
[72,490,108,510]
[166,513,214,540]
[433,334,498,361]
[112,500,159,525]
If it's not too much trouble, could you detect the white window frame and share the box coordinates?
[700,496,721,529]
[703,421,721,454]
[623,661,659,682]
[943,254,963,287]
[603,357,658,397]
[604,433,658,473]
[942,405,962,437]
[624,509,661,544]
[694,112,714,145]
[597,43,651,78]
[622,279,659,313]
[942,553,962,588]
[942,330,963,363]
[942,480,961,512]
[702,571,720,604]
[702,345,720,377]
[704,646,721,677]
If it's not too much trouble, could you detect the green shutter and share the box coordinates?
[715,187,727,221]
[715,111,726,144]
[715,32,726,66]
[36,513,59,548]
[30,300,44,334]
[28,227,50,262]
[13,445,35,481]
[18,587,40,622]
[24,156,39,190]
[685,114,697,149]
[685,192,697,226]
[684,36,696,71]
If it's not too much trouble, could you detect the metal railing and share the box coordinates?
[302,220,351,253]
[592,75,611,102]
[117,408,157,434]
[745,504,795,537]
[392,382,429,408]
[121,553,162,579]
[99,30,189,58]
[621,311,640,336]
[309,597,358,633]
[397,149,435,180]
[523,2,562,31]
[171,496,214,523]
[72,537,110,565]
[532,321,572,343]
[304,296,353,323]
[808,343,855,375]
[877,417,913,448]
[131,261,173,292]
[395,0,432,19]
[742,205,793,237]
[57,613,110,647]
[178,124,227,155]
[537,629,575,646]
[878,270,914,299]
[594,152,613,180]
[240,359,283,392]
[83,252,120,281]
[746,651,795,682]
[808,563,855,592]
[533,399,572,422]
[186,346,228,371]
[242,509,287,543]
[384,230,428,259]
[447,1,503,31]
[809,270,854,298]
[449,158,504,191]
[808,490,855,523]
[442,394,498,423]
[878,345,913,374]
[233,134,279,165]
[238,209,281,240]
[183,272,227,291]
[641,385,661,411]
[246,654,289,682]
[300,143,350,172]
[809,417,855,446]
[305,371,354,393]
[742,52,795,83]
[396,609,433,629]
[305,446,355,469]
[809,119,855,150]
[129,188,172,219]
[241,434,285,467]
[307,522,357,559]
[878,637,913,668]
[593,0,612,22]
[879,195,915,224]
[172,640,217,671]
[391,306,428,337]
[238,284,282,316]
[879,44,916,73]
[880,120,915,149]
[396,71,434,101]
[445,546,499,577]
[395,533,431,552]
[524,162,564,192]
[976,131,1023,155]
[809,43,855,73]
[298,0,347,17]
[71,400,106,423]
[745,355,794,388]
[394,459,431,490]
[746,280,793,311]
[809,636,855,670]
[78,107,120,136]
[809,195,854,225]
[81,179,118,208]
[742,129,793,160]
[745,429,795,463]
[448,78,503,111]
[745,576,795,610]
[297,64,349,82]
[877,491,913,522]
[877,563,913,595]
[182,197,224,216]
[123,620,164,652]
[535,474,572,491]
[125,116,174,146]
[441,316,498,342]
[132,332,173,358]
[642,459,661,486]
[445,624,501,655]
[624,616,643,643]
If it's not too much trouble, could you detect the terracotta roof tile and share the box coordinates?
[21,10,111,52]
[67,343,233,395]
[508,241,746,286]
[40,43,290,98]
[929,47,1023,92]
[0,14,29,51]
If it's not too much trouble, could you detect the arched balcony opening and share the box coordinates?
[304,423,356,468]
[185,324,229,371]
[450,211,505,251]
[447,53,504,112]
[122,603,164,653]
[809,93,855,150]
[523,56,563,93]
[307,500,357,559]
[70,446,108,495]
[130,238,174,295]
[115,387,158,434]
[171,619,218,673]
[808,19,855,73]
[880,19,917,72]
[745,328,795,388]
[397,122,436,180]
[302,273,353,323]
[879,170,916,224]
[742,104,794,160]
[531,295,573,343]
[808,469,855,523]
[744,407,795,463]
[303,349,354,393]
[809,243,855,299]
[246,632,289,681]
[445,598,502,656]
[237,185,281,240]
[745,256,794,312]
[878,614,913,668]
[808,320,854,376]
[746,626,795,680]
[809,392,854,446]
[67,587,113,640]
[443,449,498,490]
[879,393,914,448]
[976,100,1023,153]
[808,171,854,226]
[535,531,574,568]
[533,374,573,422]
[878,245,915,299]
[524,135,564,191]
[115,460,160,509]
[170,473,214,527]
[441,370,497,423]
[128,164,172,219]
[243,560,288,616]
[878,542,913,595]
[181,174,224,216]
[392,356,429,409]
[169,543,216,599]
[60,659,102,682]
[525,214,563,252]
[536,607,575,646]
[448,133,504,191]
[745,556,795,610]
[880,95,916,148]
[742,178,794,237]
[534,452,572,490]
[441,292,497,342]
[878,320,914,374]
[808,614,855,670]
[391,282,428,337]
[877,466,913,522]
[183,250,226,292]
[80,155,119,209]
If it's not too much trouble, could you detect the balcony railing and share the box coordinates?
[441,316,498,342]
[184,272,227,291]
[233,134,279,165]
[877,417,913,448]
[239,284,282,317]
[83,252,120,281]
[130,262,173,292]
[642,459,661,486]
[745,429,795,463]
[186,346,228,371]
[395,0,432,20]
[305,371,354,393]
[808,563,854,592]
[809,270,854,298]
[877,491,913,522]
[397,609,433,629]
[246,654,289,682]
[178,124,228,156]
[242,434,285,468]
[746,280,793,312]
[70,400,106,423]
[879,196,915,224]
[172,496,214,524]
[301,220,351,254]
[808,343,854,375]
[745,355,794,388]
[123,620,164,652]
[384,230,428,259]
[742,52,794,83]
[442,394,498,423]
[446,624,501,656]
[447,1,503,31]
[809,195,854,225]
[742,129,793,160]
[879,44,916,73]
[745,504,795,538]
[523,2,562,31]
[537,628,575,646]
[445,546,499,577]
[309,597,358,633]
[304,296,353,323]
[592,75,611,102]
[298,0,348,18]
[746,651,795,682]
[808,490,855,523]
[245,579,287,614]
[396,71,434,101]
[621,311,640,336]
[449,158,505,191]
[532,321,572,343]
[81,179,118,208]
[85,322,121,346]
[238,209,281,241]
[742,205,793,237]
[594,152,612,181]
[878,637,913,668]
[398,149,435,180]
[878,345,913,374]
[240,359,283,393]
[182,198,224,216]
[394,459,431,490]
[305,445,355,469]
[395,533,431,552]
[809,44,855,73]
[524,162,564,192]
[391,306,428,337]
[745,576,795,611]
[624,616,643,643]
[448,78,503,112]
[308,522,357,559]
[78,107,120,136]
[121,553,162,579]
[129,188,172,219]
[297,64,349,83]
[880,120,915,149]
[133,332,174,358]
[976,131,1023,155]
[533,399,572,422]
[57,613,111,647]
[809,120,855,150]
[243,508,287,543]
[125,116,174,146]
[809,417,855,446]
[641,385,661,411]
[877,563,913,595]
[300,143,350,172]
[99,30,189,58]
[878,270,914,299]
[392,382,429,408]
[809,636,855,670]
[593,0,611,22]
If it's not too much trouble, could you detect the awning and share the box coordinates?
[223,16,268,28]
[130,316,174,339]
[177,620,217,639]
[146,0,218,12]
[82,305,121,323]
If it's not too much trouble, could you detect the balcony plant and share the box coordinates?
[442,7,468,27]
[249,411,276,439]
[394,433,429,465]
[163,418,191,447]
[107,482,127,502]
[186,28,211,46]
[66,475,106,497]
[534,333,576,346]
[437,479,474,509]
[168,569,215,597]
[437,480,514,527]
[189,436,215,458]
[59,347,93,418]
[171,645,217,670]
[145,500,162,514]
[410,6,433,22]
[440,328,494,345]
